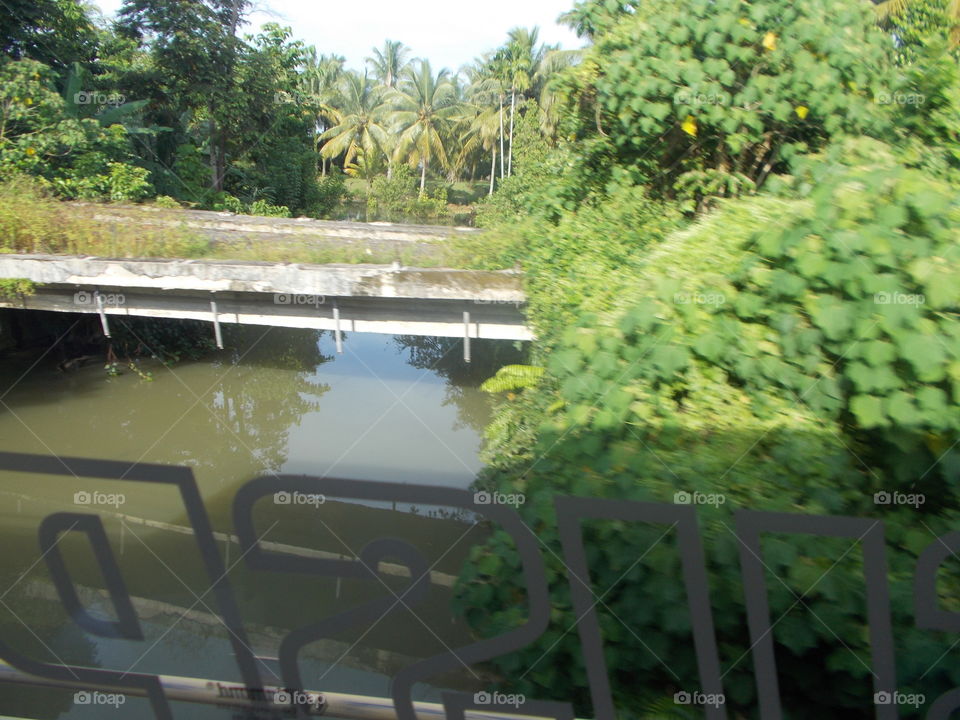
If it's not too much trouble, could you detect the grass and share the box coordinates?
[0,178,212,259]
[0,178,514,269]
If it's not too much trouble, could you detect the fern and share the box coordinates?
[480,364,545,393]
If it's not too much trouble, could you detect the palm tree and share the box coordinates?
[302,48,346,175]
[464,54,508,181]
[366,40,411,89]
[457,103,502,195]
[535,47,582,140]
[318,71,389,170]
[457,63,506,193]
[389,59,460,193]
[487,28,578,177]
[496,27,551,177]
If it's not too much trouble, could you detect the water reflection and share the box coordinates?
[0,316,522,719]
[393,335,526,437]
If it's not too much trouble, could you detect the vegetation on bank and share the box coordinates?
[1,0,573,224]
[452,0,960,717]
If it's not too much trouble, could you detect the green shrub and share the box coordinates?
[308,170,349,218]
[154,195,181,209]
[105,162,153,202]
[0,279,36,299]
[369,165,417,220]
[211,193,246,214]
[475,108,574,228]
[456,140,960,717]
[248,198,291,217]
[405,186,449,221]
[565,0,896,208]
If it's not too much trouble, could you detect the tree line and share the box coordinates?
[0,0,575,218]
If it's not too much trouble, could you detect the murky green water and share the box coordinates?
[0,322,520,719]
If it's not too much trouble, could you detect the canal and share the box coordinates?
[0,317,525,718]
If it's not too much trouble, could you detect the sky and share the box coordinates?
[90,0,585,73]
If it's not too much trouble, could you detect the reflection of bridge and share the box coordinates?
[0,255,532,354]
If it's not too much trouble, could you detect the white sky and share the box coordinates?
[90,0,584,73]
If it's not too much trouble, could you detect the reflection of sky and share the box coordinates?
[282,333,485,490]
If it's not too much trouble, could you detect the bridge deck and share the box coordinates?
[0,254,532,341]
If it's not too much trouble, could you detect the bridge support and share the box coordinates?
[333,302,343,354]
[210,297,223,349]
[96,292,110,338]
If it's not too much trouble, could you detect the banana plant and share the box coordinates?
[60,62,160,136]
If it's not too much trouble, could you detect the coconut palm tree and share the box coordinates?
[456,63,506,193]
[302,48,346,175]
[497,27,555,177]
[388,59,460,193]
[366,40,411,89]
[463,54,508,181]
[534,47,582,140]
[318,71,389,169]
[457,103,502,194]
[489,27,579,176]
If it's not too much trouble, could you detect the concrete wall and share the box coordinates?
[0,254,525,302]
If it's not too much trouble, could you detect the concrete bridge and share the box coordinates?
[0,255,531,354]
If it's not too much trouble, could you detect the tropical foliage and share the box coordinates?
[0,2,570,218]
[452,0,960,717]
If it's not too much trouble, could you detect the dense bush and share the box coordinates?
[211,193,246,214]
[561,0,896,209]
[308,170,349,217]
[104,162,152,201]
[455,139,960,717]
[0,58,147,198]
[153,195,181,209]
[365,164,451,221]
[248,198,291,217]
[475,108,576,227]
[368,164,418,220]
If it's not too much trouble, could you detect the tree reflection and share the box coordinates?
[393,335,527,434]
[17,317,335,481]
[120,321,334,478]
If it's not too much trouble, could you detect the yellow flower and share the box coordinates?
[681,116,698,137]
[795,105,809,119]
[25,147,36,156]
[762,32,777,51]
[25,98,32,106]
